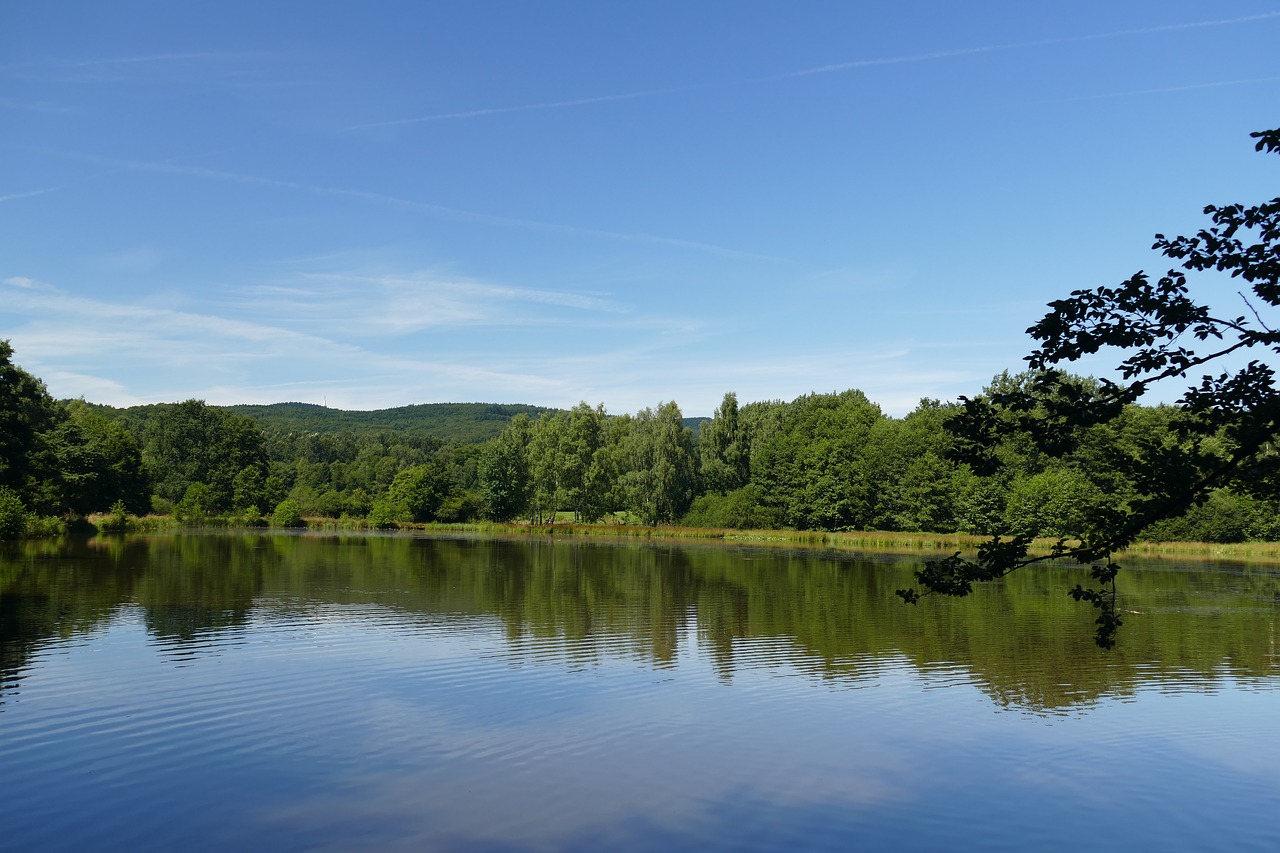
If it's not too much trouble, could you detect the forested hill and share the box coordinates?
[222,402,556,444]
[682,417,709,435]
[80,398,704,447]
[224,403,707,442]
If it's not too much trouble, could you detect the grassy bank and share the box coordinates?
[65,512,1280,564]
[303,519,1280,563]
[373,521,1280,564]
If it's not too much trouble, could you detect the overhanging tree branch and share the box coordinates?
[899,126,1280,648]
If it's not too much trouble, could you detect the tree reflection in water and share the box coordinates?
[2,532,1276,712]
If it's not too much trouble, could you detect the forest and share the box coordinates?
[2,339,1276,544]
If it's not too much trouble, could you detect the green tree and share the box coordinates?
[231,464,267,511]
[527,412,567,523]
[143,400,267,511]
[619,401,696,525]
[749,390,884,530]
[0,486,28,539]
[585,412,634,520]
[380,460,455,523]
[174,482,213,522]
[899,127,1280,648]
[699,392,749,494]
[563,402,607,521]
[0,341,62,509]
[478,414,532,521]
[860,400,964,532]
[1002,467,1106,539]
[66,402,149,513]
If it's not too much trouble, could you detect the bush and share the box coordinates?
[0,487,28,539]
[436,491,482,523]
[366,497,403,529]
[25,515,66,538]
[384,463,453,522]
[174,482,212,523]
[1141,490,1251,543]
[680,485,780,530]
[312,490,346,520]
[98,499,131,533]
[236,505,267,528]
[271,499,306,529]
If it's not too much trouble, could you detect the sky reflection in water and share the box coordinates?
[1,533,1277,851]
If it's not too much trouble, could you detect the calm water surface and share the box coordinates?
[1,532,1278,851]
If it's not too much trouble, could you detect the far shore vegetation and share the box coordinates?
[66,508,1280,566]
[5,337,1280,564]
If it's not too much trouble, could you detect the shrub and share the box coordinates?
[1141,490,1252,543]
[680,485,779,530]
[436,491,482,523]
[366,497,402,529]
[236,505,267,528]
[271,499,306,529]
[98,499,131,533]
[174,482,212,523]
[25,515,66,538]
[0,487,28,539]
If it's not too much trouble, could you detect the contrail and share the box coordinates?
[1038,75,1280,104]
[768,11,1280,79]
[348,84,721,130]
[0,51,267,74]
[56,151,789,262]
[351,10,1280,129]
[0,188,57,203]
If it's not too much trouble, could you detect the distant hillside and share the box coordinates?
[85,399,704,445]
[223,402,556,444]
[683,417,709,435]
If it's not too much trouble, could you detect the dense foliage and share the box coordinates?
[0,342,150,528]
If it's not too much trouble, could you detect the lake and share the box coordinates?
[1,532,1277,851]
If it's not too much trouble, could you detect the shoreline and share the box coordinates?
[74,513,1280,563]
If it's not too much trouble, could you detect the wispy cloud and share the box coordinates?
[0,96,75,114]
[0,162,148,206]
[351,11,1280,128]
[1,275,563,405]
[1,270,705,409]
[235,271,630,336]
[47,150,785,261]
[0,52,246,73]
[3,275,56,290]
[0,270,1013,414]
[3,277,343,354]
[0,188,59,204]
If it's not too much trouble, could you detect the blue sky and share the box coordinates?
[3,2,1278,416]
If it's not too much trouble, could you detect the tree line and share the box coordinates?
[479,383,1280,543]
[2,337,1274,543]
